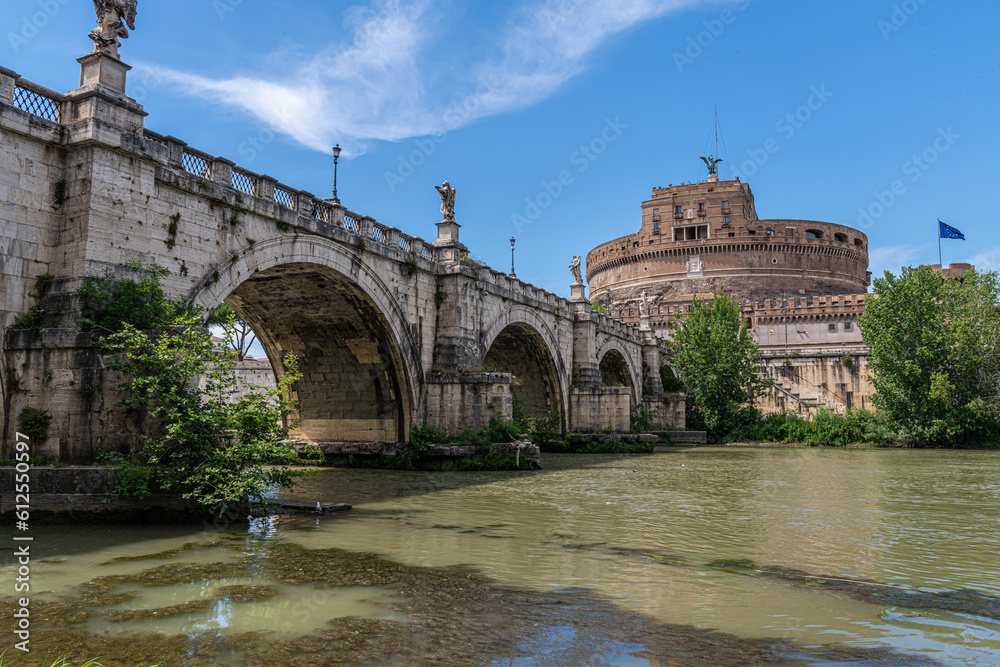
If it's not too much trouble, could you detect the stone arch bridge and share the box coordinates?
[0,65,681,461]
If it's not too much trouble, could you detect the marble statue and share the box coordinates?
[90,0,138,57]
[569,255,582,284]
[435,180,457,222]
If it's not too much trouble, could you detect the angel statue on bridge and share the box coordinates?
[569,255,583,285]
[435,180,457,222]
[90,0,138,57]
[640,290,649,317]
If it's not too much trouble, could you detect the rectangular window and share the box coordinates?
[722,216,730,227]
[653,222,660,234]
[788,228,795,237]
[844,321,853,331]
[652,208,660,219]
[828,323,838,332]
[722,200,730,211]
[675,204,682,215]
[673,224,709,241]
[698,202,706,213]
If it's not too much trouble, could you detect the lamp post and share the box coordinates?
[331,144,342,204]
[606,287,611,313]
[510,237,516,277]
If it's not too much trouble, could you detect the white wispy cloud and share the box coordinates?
[140,0,705,155]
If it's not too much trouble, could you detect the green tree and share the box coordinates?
[669,293,771,441]
[207,303,258,361]
[859,265,1000,445]
[103,317,303,515]
[81,261,303,514]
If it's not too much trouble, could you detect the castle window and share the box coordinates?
[748,230,757,236]
[722,216,731,227]
[722,200,730,212]
[834,233,848,243]
[787,228,795,237]
[698,202,706,213]
[828,323,838,332]
[652,208,660,221]
[653,222,660,234]
[844,321,853,331]
[854,238,864,247]
[805,229,824,239]
[674,224,709,241]
[728,232,735,237]
[675,204,682,216]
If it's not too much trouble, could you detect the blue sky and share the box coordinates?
[6,0,999,299]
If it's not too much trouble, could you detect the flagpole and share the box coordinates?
[937,219,942,268]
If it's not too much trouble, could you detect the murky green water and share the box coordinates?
[4,447,1000,665]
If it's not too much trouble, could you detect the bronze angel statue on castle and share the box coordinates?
[90,0,138,57]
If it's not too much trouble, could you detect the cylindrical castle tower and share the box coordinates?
[586,177,870,335]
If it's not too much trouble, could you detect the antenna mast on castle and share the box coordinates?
[714,105,719,162]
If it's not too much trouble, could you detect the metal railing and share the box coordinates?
[181,151,212,179]
[273,187,295,210]
[231,169,258,197]
[12,83,61,123]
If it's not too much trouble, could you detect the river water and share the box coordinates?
[5,447,1000,665]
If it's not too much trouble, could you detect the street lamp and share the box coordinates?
[331,144,342,204]
[510,237,516,277]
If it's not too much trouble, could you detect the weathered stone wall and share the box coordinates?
[0,466,225,524]
[568,387,630,432]
[757,347,872,415]
[423,372,513,439]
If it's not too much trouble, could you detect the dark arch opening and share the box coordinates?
[805,229,824,239]
[483,323,561,420]
[224,263,411,444]
[599,349,635,402]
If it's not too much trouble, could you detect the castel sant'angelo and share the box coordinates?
[586,158,974,414]
[586,159,875,414]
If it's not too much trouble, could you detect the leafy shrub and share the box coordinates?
[410,422,449,452]
[528,407,561,445]
[78,259,200,333]
[630,403,657,433]
[17,406,52,443]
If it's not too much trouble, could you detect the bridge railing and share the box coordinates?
[149,133,438,262]
[2,71,64,124]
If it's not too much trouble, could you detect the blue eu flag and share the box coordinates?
[939,220,965,240]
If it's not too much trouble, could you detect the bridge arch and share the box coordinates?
[595,338,641,403]
[190,236,419,444]
[481,306,567,425]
